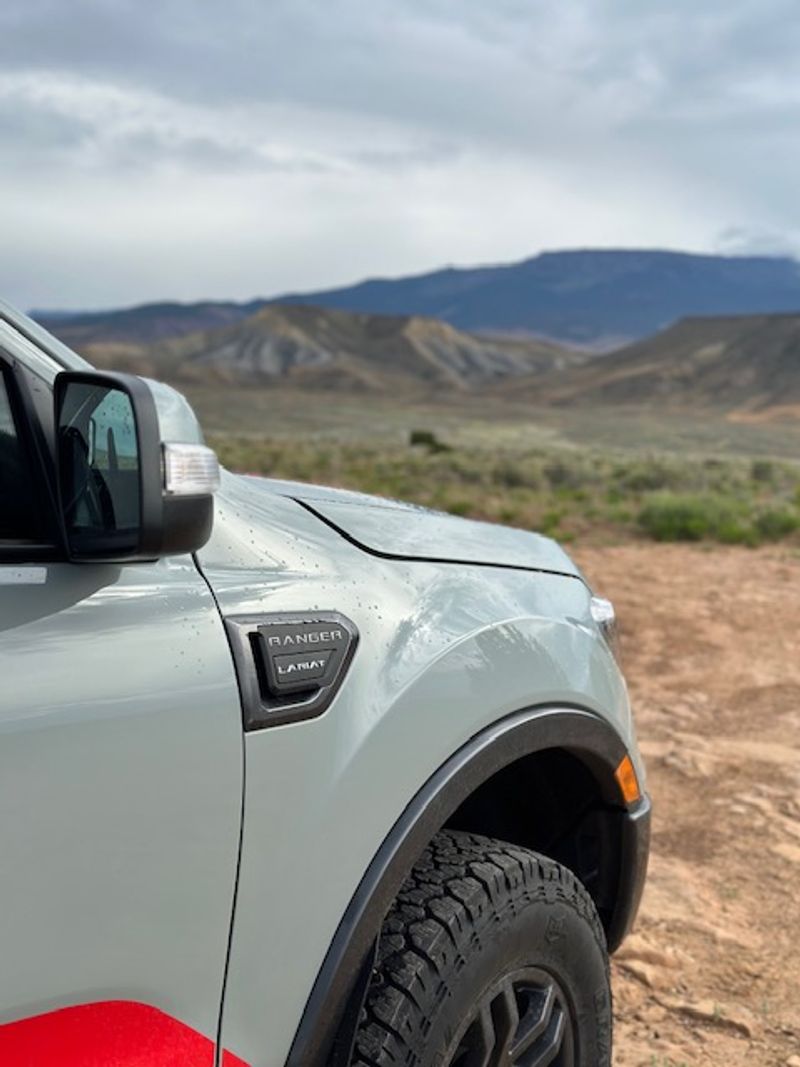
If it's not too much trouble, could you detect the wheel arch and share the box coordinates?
[285,704,650,1067]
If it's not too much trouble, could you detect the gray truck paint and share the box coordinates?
[0,556,243,1037]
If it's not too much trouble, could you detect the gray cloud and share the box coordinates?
[715,225,800,257]
[0,102,92,162]
[0,0,798,309]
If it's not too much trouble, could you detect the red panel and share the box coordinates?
[0,1001,250,1067]
[222,1051,250,1067]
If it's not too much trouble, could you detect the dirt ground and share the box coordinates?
[575,544,800,1067]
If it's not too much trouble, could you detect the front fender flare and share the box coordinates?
[286,704,651,1067]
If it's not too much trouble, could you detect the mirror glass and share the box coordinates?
[58,381,141,551]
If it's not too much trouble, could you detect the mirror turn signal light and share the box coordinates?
[614,754,641,806]
[163,443,221,496]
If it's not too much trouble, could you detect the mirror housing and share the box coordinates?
[54,370,219,562]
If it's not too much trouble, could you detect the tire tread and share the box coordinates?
[350,830,608,1067]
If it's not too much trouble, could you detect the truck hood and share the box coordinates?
[260,478,583,580]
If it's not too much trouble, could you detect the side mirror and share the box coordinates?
[55,371,219,562]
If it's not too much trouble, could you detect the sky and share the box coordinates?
[1,0,799,311]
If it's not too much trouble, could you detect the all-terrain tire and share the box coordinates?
[350,830,611,1067]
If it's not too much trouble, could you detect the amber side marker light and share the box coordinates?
[615,754,641,806]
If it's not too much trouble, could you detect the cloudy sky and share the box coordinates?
[1,0,798,310]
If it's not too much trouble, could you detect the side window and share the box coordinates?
[0,371,40,541]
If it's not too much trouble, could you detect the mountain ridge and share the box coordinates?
[77,303,583,392]
[35,248,800,349]
[510,312,800,412]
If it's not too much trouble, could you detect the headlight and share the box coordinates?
[590,595,621,661]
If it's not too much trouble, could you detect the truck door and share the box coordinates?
[0,359,246,1066]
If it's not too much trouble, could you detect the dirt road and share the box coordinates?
[576,545,800,1066]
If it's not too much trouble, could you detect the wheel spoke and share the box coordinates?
[446,968,574,1067]
[474,1003,498,1067]
[508,983,555,1060]
[515,1004,566,1067]
[488,981,520,1065]
[451,1003,496,1067]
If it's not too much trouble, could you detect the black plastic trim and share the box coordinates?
[225,612,359,730]
[606,792,651,950]
[284,705,650,1067]
[294,499,587,584]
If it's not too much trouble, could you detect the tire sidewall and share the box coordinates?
[427,890,611,1067]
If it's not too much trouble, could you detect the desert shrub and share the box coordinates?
[409,428,450,453]
[754,507,800,541]
[618,458,682,492]
[638,493,751,543]
[446,453,489,485]
[492,457,541,489]
[498,504,522,525]
[607,504,633,524]
[543,456,594,490]
[444,498,472,517]
[751,459,775,484]
[539,508,566,536]
[715,516,759,547]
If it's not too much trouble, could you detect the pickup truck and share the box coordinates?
[0,298,649,1067]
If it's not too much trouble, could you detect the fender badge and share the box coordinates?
[224,612,359,730]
